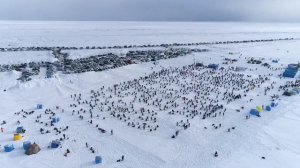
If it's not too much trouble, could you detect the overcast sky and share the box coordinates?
[0,0,300,22]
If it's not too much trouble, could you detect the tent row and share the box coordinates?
[4,139,103,165]
[3,126,40,155]
[5,141,41,155]
[250,101,279,117]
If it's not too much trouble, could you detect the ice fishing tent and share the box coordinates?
[95,156,102,164]
[283,64,298,78]
[16,126,25,133]
[51,140,60,148]
[250,109,260,117]
[208,64,219,70]
[4,144,14,152]
[265,106,272,111]
[37,104,43,109]
[13,133,22,141]
[52,117,60,123]
[256,106,263,112]
[25,143,41,155]
[23,141,31,151]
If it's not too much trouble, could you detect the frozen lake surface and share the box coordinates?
[0,22,299,168]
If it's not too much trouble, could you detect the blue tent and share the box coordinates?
[250,109,260,117]
[37,104,43,109]
[16,126,24,133]
[265,106,272,111]
[51,140,60,148]
[52,117,60,123]
[95,156,102,164]
[208,64,219,70]
[23,141,31,151]
[4,144,14,152]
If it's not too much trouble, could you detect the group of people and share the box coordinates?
[67,62,273,143]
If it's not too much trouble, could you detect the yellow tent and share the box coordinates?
[13,134,22,141]
[256,106,263,112]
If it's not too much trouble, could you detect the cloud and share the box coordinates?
[0,0,299,21]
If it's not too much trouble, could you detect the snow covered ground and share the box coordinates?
[0,51,56,64]
[0,22,299,168]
